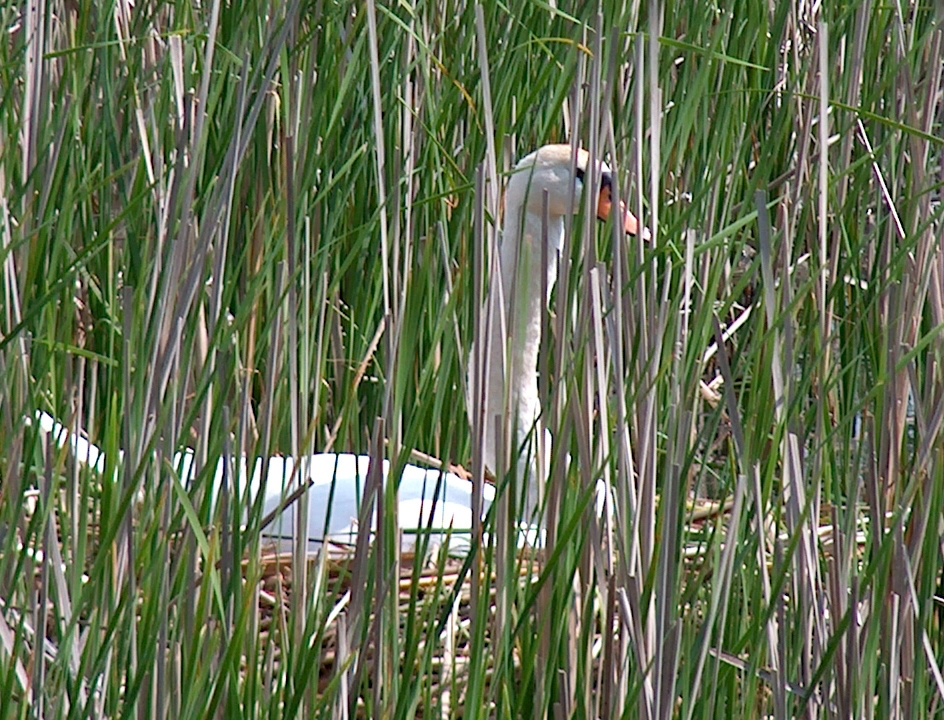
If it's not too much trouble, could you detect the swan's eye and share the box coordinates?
[574,167,613,193]
[572,167,617,222]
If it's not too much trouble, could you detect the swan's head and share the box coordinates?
[505,144,646,238]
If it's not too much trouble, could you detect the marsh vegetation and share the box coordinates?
[1,0,943,717]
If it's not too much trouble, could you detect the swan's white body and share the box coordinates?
[470,145,641,512]
[34,412,493,554]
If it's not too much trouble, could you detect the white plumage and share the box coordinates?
[34,412,492,554]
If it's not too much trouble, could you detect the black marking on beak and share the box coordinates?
[575,166,613,193]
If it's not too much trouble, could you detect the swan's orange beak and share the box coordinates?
[597,185,643,237]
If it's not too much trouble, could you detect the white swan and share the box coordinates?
[470,144,644,513]
[26,146,643,555]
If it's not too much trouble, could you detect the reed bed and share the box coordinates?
[2,0,943,718]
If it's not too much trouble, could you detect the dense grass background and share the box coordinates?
[2,0,943,717]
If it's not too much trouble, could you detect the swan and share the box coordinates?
[469,144,644,514]
[24,146,643,556]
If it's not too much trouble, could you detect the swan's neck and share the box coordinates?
[499,209,564,310]
[482,207,564,472]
